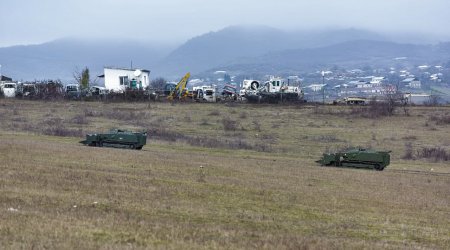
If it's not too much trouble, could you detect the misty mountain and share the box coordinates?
[210,40,450,75]
[0,39,173,82]
[157,26,387,75]
[1,26,447,81]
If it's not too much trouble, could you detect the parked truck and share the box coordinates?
[193,85,217,102]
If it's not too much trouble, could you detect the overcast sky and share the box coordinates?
[1,0,449,47]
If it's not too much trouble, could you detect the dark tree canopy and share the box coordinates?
[81,67,89,89]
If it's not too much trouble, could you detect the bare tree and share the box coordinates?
[425,95,442,106]
[365,85,407,118]
[150,77,167,90]
[81,67,89,89]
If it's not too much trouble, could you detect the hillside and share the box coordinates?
[157,26,387,76]
[1,26,448,80]
[209,40,450,75]
[0,39,172,81]
[0,99,449,249]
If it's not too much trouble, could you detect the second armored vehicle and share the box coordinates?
[316,148,391,171]
[80,129,147,150]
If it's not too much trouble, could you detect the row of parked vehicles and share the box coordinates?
[1,74,304,103]
[0,81,108,99]
[150,73,304,103]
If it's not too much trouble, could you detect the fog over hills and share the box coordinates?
[0,39,173,82]
[0,26,448,81]
[156,26,387,76]
[211,40,450,76]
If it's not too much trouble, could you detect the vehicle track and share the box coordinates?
[385,169,450,177]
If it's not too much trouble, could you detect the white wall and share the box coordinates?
[104,68,150,91]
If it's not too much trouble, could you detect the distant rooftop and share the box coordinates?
[1,75,12,81]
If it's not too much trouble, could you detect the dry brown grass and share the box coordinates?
[0,99,449,249]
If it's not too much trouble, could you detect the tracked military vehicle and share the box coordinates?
[316,148,391,171]
[80,129,147,150]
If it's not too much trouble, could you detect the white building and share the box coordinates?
[351,80,371,88]
[402,77,421,89]
[370,77,385,86]
[102,67,150,92]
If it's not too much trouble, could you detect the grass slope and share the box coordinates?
[0,99,449,249]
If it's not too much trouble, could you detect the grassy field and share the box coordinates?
[0,99,449,249]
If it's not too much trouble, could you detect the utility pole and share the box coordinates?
[321,70,325,104]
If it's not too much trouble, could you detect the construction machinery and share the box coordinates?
[167,73,191,101]
[80,129,147,150]
[241,77,303,103]
[316,148,391,171]
[221,84,238,101]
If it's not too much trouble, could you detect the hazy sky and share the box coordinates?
[1,0,449,47]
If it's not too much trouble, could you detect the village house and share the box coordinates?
[402,77,421,89]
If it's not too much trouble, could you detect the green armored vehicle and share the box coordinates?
[316,148,391,171]
[80,129,147,150]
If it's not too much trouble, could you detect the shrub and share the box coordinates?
[147,126,181,142]
[43,127,83,137]
[71,114,89,125]
[102,109,147,121]
[147,127,274,152]
[224,102,238,108]
[239,112,248,119]
[222,117,240,131]
[429,115,450,125]
[106,89,149,102]
[253,120,261,132]
[309,135,343,143]
[183,116,192,122]
[83,108,97,117]
[208,110,221,116]
[402,135,417,140]
[371,96,397,116]
[424,95,442,106]
[348,95,406,118]
[417,147,449,162]
[12,107,19,116]
[37,117,84,137]
[402,142,414,160]
[199,119,210,126]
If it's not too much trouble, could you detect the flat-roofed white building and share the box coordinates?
[402,77,421,89]
[102,67,150,92]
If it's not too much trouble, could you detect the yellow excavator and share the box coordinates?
[167,72,191,101]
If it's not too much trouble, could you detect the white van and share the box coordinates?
[2,83,17,98]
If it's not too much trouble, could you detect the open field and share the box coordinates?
[0,99,449,249]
